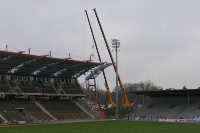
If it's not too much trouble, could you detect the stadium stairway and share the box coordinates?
[51,84,62,94]
[12,80,24,94]
[0,114,8,123]
[21,109,37,122]
[55,82,66,95]
[5,80,17,93]
[33,101,57,121]
[74,101,95,119]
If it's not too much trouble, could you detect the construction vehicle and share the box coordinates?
[93,8,132,107]
[85,10,116,107]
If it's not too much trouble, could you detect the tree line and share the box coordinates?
[98,80,162,106]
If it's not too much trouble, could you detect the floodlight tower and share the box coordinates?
[112,39,120,119]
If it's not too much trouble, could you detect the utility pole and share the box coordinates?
[112,39,120,119]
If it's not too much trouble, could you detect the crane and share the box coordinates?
[93,8,132,107]
[85,10,115,107]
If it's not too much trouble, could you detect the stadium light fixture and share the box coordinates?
[112,39,120,119]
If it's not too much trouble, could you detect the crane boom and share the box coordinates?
[93,8,131,107]
[85,10,115,107]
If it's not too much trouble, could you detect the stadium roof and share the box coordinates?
[131,89,200,97]
[0,50,102,79]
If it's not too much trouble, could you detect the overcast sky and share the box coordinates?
[0,0,200,90]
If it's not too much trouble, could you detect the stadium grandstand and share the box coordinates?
[0,50,105,124]
[130,89,200,122]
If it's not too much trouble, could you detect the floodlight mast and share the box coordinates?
[93,8,131,107]
[112,39,120,119]
[85,10,115,107]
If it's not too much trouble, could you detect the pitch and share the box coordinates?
[0,120,200,133]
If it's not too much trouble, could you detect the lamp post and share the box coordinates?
[112,39,120,119]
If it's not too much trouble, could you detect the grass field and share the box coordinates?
[0,120,200,133]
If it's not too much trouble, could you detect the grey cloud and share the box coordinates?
[0,0,200,89]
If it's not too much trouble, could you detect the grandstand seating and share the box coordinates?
[0,79,83,95]
[0,99,93,123]
[0,117,4,123]
[0,101,26,122]
[178,103,200,119]
[0,100,53,122]
[0,50,101,124]
[40,101,90,120]
[134,103,161,117]
[18,81,39,93]
[59,82,83,94]
[35,82,57,94]
[0,81,10,93]
[161,103,188,119]
[133,102,195,120]
[0,110,26,122]
[48,81,83,95]
[132,90,200,121]
[20,101,53,121]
